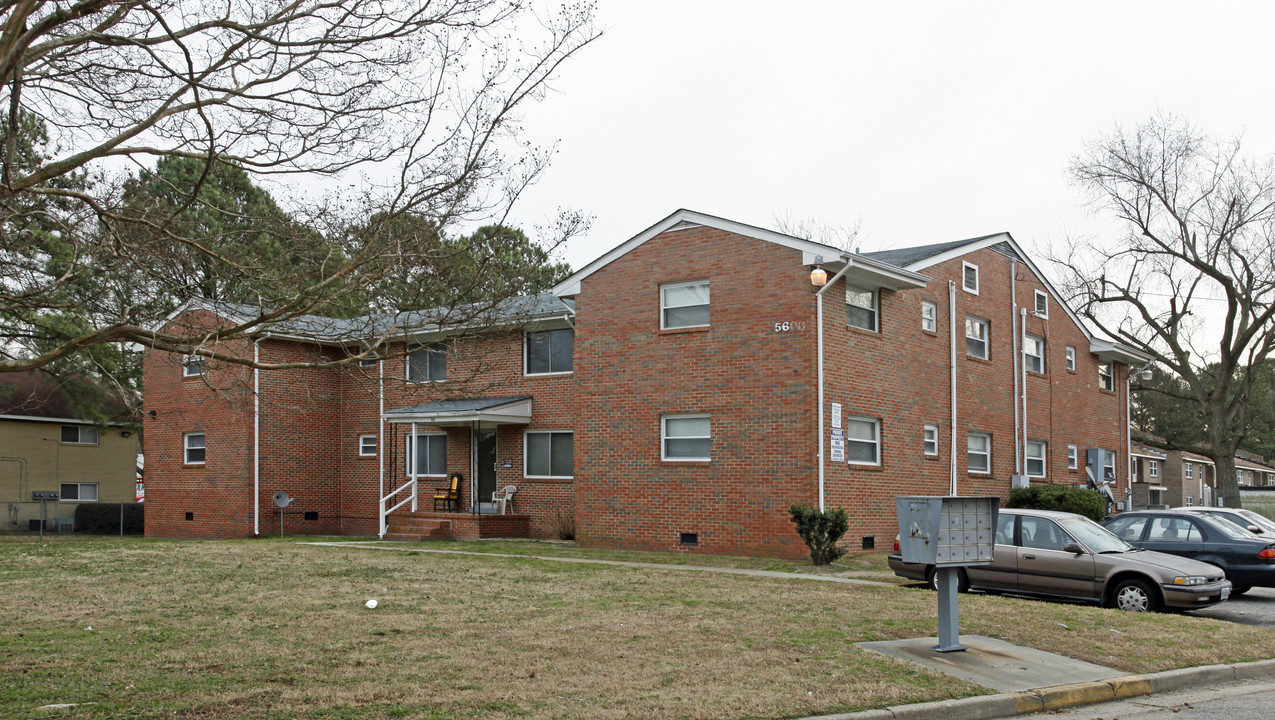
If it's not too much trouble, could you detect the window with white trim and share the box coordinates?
[921,301,937,332]
[525,328,574,375]
[1098,361,1114,391]
[1149,459,1159,478]
[1103,450,1117,482]
[844,417,881,465]
[358,353,380,368]
[1067,444,1078,470]
[407,344,447,383]
[1023,334,1045,374]
[1186,496,1194,506]
[965,315,989,359]
[968,432,991,474]
[1185,462,1194,479]
[61,425,99,444]
[1034,290,1048,317]
[1065,346,1076,371]
[183,354,206,377]
[661,281,710,329]
[184,433,206,465]
[59,482,98,502]
[962,262,979,294]
[662,414,710,461]
[923,425,939,456]
[1026,440,1046,477]
[405,433,447,476]
[845,285,878,332]
[525,430,574,478]
[358,434,377,457]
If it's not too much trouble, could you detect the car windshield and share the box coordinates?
[1058,516,1132,553]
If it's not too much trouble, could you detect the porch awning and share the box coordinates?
[384,395,533,426]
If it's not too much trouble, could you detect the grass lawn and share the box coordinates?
[3,538,1275,719]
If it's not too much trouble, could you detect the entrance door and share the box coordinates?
[474,428,497,511]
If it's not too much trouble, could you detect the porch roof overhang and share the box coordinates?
[384,396,533,426]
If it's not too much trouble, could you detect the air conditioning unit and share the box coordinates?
[1010,474,1030,489]
[54,517,74,533]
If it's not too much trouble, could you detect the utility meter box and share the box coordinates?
[896,496,998,566]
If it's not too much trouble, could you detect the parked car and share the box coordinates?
[1102,510,1275,595]
[888,508,1231,612]
[1171,506,1275,538]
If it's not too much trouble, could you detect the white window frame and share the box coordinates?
[660,280,710,330]
[1103,451,1117,481]
[59,482,98,502]
[182,354,206,377]
[1024,334,1045,374]
[524,430,575,479]
[1185,462,1194,479]
[1149,459,1159,478]
[1034,289,1048,318]
[407,343,447,383]
[1067,444,1078,470]
[921,301,937,332]
[1186,496,1194,507]
[962,261,980,294]
[968,432,991,474]
[61,425,99,445]
[524,327,575,376]
[1065,346,1076,372]
[358,434,377,457]
[357,353,380,368]
[184,432,206,465]
[1099,361,1114,391]
[405,432,448,477]
[923,424,939,456]
[843,416,881,466]
[1026,440,1046,478]
[661,414,711,462]
[845,284,878,332]
[965,315,989,359]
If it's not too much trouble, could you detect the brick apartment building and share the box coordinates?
[142,209,1143,559]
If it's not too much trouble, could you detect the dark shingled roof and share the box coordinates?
[0,371,130,421]
[861,233,1004,268]
[385,396,533,416]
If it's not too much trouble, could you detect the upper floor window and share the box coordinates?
[60,482,98,502]
[408,344,446,383]
[1065,346,1076,371]
[525,430,574,478]
[921,301,937,332]
[662,414,711,461]
[923,424,939,456]
[1026,440,1046,477]
[61,425,99,445]
[661,281,710,329]
[846,416,881,465]
[1034,290,1048,317]
[965,316,989,359]
[525,327,574,375]
[845,285,878,332]
[184,432,206,465]
[1149,459,1159,478]
[1098,361,1114,391]
[359,434,377,457]
[962,262,979,294]
[1024,334,1045,374]
[183,354,206,377]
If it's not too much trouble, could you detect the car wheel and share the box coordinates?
[926,566,970,593]
[1110,578,1161,612]
[1231,585,1251,597]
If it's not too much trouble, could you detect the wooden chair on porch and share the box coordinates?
[434,472,462,512]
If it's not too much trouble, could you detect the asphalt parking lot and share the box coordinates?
[1193,586,1275,628]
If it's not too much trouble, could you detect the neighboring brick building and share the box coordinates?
[142,209,1143,559]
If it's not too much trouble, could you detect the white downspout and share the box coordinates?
[1126,367,1133,507]
[378,358,385,529]
[253,339,260,536]
[410,422,418,512]
[1021,308,1028,476]
[948,281,958,495]
[1011,261,1020,475]
[816,258,854,511]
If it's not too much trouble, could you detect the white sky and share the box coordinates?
[508,1,1275,273]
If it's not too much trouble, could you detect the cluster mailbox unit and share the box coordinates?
[895,496,999,652]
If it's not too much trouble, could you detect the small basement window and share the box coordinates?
[679,532,699,546]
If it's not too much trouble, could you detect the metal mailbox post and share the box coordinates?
[895,496,998,652]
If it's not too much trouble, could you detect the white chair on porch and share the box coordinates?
[491,485,517,515]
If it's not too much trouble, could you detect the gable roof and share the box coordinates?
[0,371,131,424]
[860,234,1004,268]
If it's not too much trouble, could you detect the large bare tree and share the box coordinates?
[1064,114,1275,508]
[0,0,598,393]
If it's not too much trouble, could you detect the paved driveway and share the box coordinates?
[1192,586,1275,628]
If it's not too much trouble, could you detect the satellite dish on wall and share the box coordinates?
[273,491,297,508]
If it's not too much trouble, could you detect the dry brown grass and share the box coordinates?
[2,538,1273,720]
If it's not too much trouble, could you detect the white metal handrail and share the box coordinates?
[379,479,418,537]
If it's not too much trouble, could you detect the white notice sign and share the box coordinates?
[830,428,845,462]
[831,402,842,429]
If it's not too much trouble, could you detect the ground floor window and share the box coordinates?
[846,417,880,465]
[60,482,98,501]
[662,415,710,461]
[61,425,99,444]
[1067,444,1078,469]
[1026,440,1046,477]
[405,433,447,476]
[923,425,939,456]
[184,433,206,465]
[968,432,991,473]
[525,430,574,478]
[359,434,377,456]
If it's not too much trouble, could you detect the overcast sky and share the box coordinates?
[508,1,1275,274]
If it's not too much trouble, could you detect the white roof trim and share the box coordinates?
[552,209,923,296]
[384,397,533,426]
[0,414,131,427]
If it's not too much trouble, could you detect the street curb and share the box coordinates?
[799,658,1275,720]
